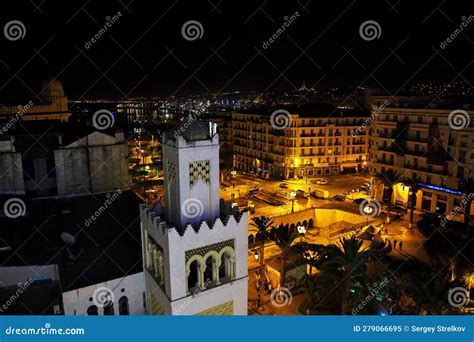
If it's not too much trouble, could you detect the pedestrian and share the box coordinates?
[399,241,403,251]
[393,240,397,249]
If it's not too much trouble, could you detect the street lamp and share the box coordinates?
[231,170,237,189]
[290,191,296,213]
[297,225,306,242]
[363,205,374,225]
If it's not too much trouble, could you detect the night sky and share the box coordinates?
[0,0,472,99]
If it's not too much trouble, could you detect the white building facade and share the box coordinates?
[140,120,248,315]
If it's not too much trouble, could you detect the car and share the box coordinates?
[333,194,346,202]
[360,183,372,191]
[315,178,328,185]
[279,183,289,189]
[391,205,407,214]
[353,198,366,205]
[296,189,310,198]
[247,186,260,195]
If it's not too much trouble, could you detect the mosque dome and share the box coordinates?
[41,79,65,98]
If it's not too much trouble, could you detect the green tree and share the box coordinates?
[320,235,369,314]
[250,216,274,277]
[268,224,298,288]
[375,169,402,223]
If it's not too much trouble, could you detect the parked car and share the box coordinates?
[247,186,260,195]
[333,194,346,202]
[353,198,366,205]
[279,183,289,189]
[360,183,372,191]
[311,189,329,199]
[296,189,310,198]
[315,178,328,185]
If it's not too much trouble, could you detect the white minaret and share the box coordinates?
[140,118,248,316]
[163,119,220,230]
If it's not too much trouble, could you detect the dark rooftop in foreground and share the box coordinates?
[0,191,143,292]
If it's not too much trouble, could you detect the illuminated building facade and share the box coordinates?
[232,104,370,179]
[369,96,474,218]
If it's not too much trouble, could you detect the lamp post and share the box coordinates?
[290,191,296,213]
[363,205,374,225]
[297,225,306,242]
[231,170,237,189]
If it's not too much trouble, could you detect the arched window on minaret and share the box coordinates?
[204,256,214,285]
[187,260,200,293]
[219,253,231,281]
[118,296,130,315]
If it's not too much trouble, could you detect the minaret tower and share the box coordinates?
[163,119,220,231]
[140,118,248,316]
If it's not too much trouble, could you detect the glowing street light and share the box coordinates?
[290,191,296,213]
[363,205,374,225]
[297,225,306,242]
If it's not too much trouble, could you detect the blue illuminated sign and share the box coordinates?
[418,183,462,195]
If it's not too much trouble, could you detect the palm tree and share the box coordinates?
[250,216,274,276]
[268,224,298,288]
[320,235,369,314]
[459,178,474,233]
[401,175,422,228]
[375,169,402,223]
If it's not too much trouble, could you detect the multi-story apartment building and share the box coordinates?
[232,104,370,179]
[369,96,474,218]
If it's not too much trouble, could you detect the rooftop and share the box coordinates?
[235,103,370,118]
[0,191,143,291]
